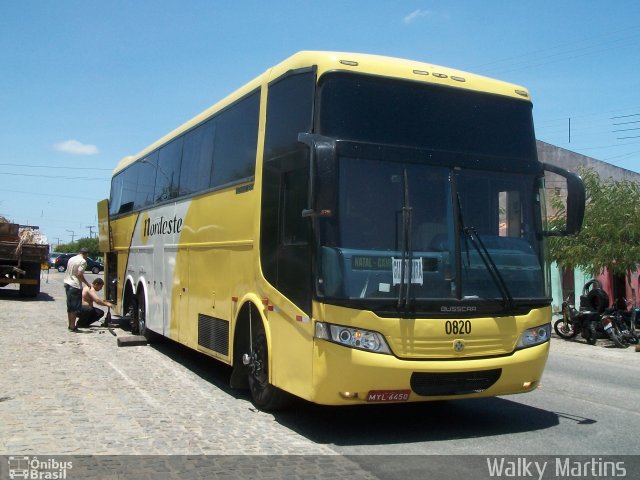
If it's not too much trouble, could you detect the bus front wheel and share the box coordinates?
[247,321,291,411]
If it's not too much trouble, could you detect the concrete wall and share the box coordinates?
[538,140,640,310]
[537,140,640,183]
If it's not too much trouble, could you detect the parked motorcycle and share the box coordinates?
[553,280,639,348]
[553,296,598,344]
[599,307,638,348]
[615,297,640,333]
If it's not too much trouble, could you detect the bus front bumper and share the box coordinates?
[311,339,549,405]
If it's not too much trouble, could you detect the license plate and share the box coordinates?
[366,390,411,402]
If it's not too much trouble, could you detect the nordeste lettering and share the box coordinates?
[143,215,183,238]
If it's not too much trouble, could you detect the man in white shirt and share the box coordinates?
[63,248,91,331]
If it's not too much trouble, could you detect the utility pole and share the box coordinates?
[66,229,75,243]
[86,225,96,238]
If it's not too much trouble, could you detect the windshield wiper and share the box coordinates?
[398,168,413,309]
[456,193,513,310]
[463,227,514,310]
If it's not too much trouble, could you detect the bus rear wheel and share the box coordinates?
[247,321,291,411]
[132,290,155,341]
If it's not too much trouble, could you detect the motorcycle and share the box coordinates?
[599,307,638,348]
[553,296,598,345]
[553,280,639,348]
[615,297,640,333]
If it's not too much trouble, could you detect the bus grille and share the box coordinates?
[198,314,229,356]
[410,369,502,396]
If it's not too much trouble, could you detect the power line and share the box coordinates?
[0,172,106,181]
[612,120,640,126]
[0,162,112,171]
[472,25,640,71]
[612,127,640,133]
[473,26,640,75]
[0,188,96,201]
[611,113,640,120]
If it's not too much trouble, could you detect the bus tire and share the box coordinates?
[133,289,156,342]
[248,319,292,412]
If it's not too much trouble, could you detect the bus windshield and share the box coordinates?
[315,73,546,313]
[317,157,546,309]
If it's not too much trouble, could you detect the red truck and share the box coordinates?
[0,221,49,298]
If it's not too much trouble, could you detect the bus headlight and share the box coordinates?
[515,323,551,350]
[314,322,391,354]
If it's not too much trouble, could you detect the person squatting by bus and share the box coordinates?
[76,277,115,328]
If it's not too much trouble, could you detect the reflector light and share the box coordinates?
[339,391,359,399]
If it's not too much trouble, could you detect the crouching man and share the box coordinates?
[77,278,115,327]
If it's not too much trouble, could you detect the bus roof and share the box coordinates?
[112,51,531,175]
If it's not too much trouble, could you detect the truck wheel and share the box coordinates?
[19,264,40,298]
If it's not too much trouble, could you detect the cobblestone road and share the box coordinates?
[0,271,377,479]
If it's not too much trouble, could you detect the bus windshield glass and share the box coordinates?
[317,159,545,306]
[315,73,546,311]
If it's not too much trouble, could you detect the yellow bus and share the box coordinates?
[98,51,584,410]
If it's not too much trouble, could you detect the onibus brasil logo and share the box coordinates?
[8,456,72,479]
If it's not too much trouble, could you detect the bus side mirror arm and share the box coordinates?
[541,163,585,236]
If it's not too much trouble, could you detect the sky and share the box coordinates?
[1,1,639,247]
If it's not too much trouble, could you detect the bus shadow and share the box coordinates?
[272,396,562,446]
[137,336,566,446]
[148,337,252,402]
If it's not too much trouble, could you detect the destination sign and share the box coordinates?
[351,256,393,270]
[351,256,439,272]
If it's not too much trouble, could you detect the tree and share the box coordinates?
[55,237,100,258]
[548,168,640,302]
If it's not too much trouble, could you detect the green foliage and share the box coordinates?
[548,168,640,277]
[54,237,100,258]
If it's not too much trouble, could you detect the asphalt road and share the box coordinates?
[1,270,638,479]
